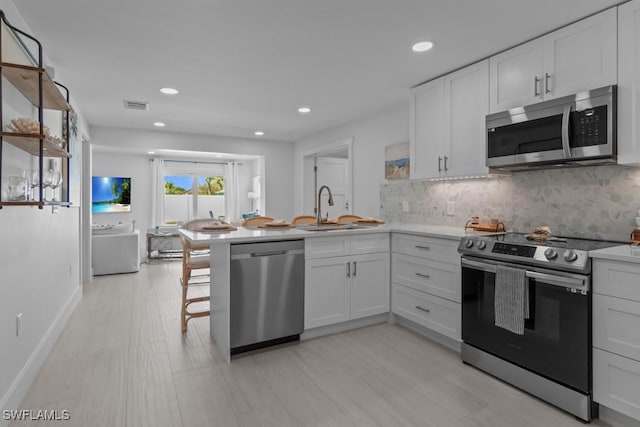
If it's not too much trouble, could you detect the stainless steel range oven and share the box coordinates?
[458,233,622,422]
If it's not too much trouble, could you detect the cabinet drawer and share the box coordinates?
[594,294,640,361]
[305,236,349,259]
[392,253,460,302]
[392,233,460,263]
[349,233,389,255]
[392,284,460,340]
[593,259,640,302]
[593,348,640,421]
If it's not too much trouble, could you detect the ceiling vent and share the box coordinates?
[124,100,149,111]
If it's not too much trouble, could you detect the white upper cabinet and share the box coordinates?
[618,0,640,165]
[410,60,489,179]
[543,8,617,99]
[489,8,617,113]
[489,40,544,113]
[410,77,445,179]
[444,60,489,177]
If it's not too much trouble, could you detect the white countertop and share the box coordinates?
[589,244,640,264]
[179,223,500,244]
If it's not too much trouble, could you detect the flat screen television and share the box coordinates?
[92,176,131,213]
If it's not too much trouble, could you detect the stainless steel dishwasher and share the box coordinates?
[230,239,304,354]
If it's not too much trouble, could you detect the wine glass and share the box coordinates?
[47,170,62,202]
[22,169,39,201]
[42,169,54,201]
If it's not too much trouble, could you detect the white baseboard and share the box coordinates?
[599,406,640,427]
[0,286,82,427]
[392,314,462,353]
[301,313,390,340]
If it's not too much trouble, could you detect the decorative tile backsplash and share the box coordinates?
[380,165,640,241]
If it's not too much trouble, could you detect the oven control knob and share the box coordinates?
[544,248,558,260]
[477,241,486,250]
[564,250,578,262]
[464,239,474,248]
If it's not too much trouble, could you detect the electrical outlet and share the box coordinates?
[401,201,409,212]
[16,313,23,336]
[447,201,456,216]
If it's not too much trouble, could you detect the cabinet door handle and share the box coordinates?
[443,156,448,171]
[415,272,430,279]
[438,156,442,172]
[534,76,540,97]
[544,72,551,94]
[415,245,430,250]
[415,305,430,313]
[353,261,357,277]
[346,262,350,277]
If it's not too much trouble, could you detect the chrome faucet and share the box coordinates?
[316,185,334,225]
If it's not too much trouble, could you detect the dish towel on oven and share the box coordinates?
[494,265,529,335]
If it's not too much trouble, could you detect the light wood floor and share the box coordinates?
[14,261,613,427]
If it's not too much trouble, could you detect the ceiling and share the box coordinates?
[14,0,622,143]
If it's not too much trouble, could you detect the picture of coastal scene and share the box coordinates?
[385,141,410,179]
[92,176,131,213]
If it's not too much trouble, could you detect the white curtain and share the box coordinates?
[150,158,165,227]
[225,162,240,223]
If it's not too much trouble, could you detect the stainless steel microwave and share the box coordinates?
[486,85,616,171]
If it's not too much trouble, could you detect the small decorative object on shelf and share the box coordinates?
[0,10,71,209]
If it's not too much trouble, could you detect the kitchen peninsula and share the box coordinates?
[180,224,495,361]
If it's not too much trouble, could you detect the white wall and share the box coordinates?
[90,126,295,220]
[91,150,263,259]
[0,1,86,422]
[293,103,408,217]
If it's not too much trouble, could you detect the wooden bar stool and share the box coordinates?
[291,215,317,225]
[179,220,213,334]
[242,216,275,227]
[336,214,362,224]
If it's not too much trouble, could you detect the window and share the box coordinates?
[163,163,226,223]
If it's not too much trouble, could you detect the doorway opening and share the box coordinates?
[302,137,353,219]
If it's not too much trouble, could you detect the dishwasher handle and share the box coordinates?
[231,247,305,260]
[251,250,287,257]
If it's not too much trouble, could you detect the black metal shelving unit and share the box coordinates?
[0,10,71,209]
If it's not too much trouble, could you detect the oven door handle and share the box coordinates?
[461,258,497,273]
[525,271,586,290]
[461,258,589,292]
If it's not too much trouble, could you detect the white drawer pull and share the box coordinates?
[415,245,430,250]
[415,305,430,313]
[415,272,430,279]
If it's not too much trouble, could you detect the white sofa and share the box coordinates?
[92,229,141,276]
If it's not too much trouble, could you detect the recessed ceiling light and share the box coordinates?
[160,87,179,95]
[298,106,311,114]
[148,151,156,154]
[254,131,264,136]
[412,41,434,52]
[153,122,166,127]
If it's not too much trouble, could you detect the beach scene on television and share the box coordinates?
[92,176,131,213]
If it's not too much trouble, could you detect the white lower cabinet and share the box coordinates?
[392,284,460,340]
[391,233,461,342]
[350,252,390,320]
[592,258,640,422]
[305,257,350,328]
[304,234,390,330]
[593,349,640,421]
